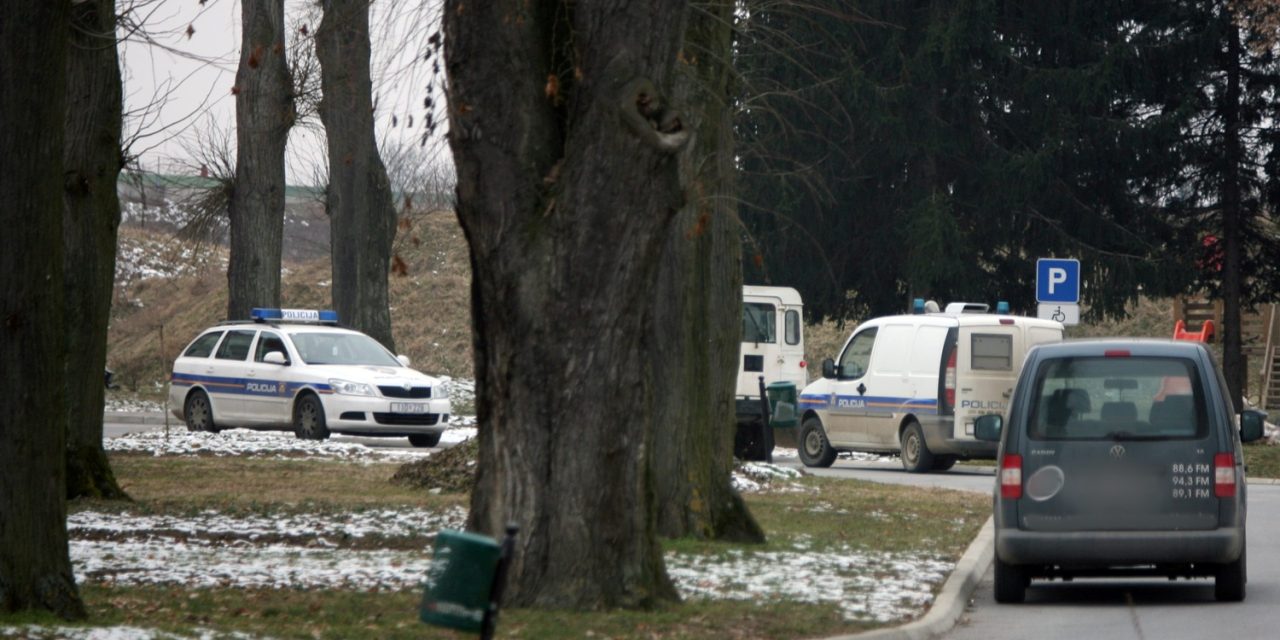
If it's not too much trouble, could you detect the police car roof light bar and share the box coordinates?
[250,308,339,324]
[912,298,925,314]
[996,300,1010,315]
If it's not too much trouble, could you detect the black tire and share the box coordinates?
[408,432,442,448]
[932,455,958,472]
[993,556,1028,604]
[797,416,837,468]
[183,390,219,433]
[900,421,934,473]
[1215,545,1246,602]
[292,394,331,441]
[734,419,771,461]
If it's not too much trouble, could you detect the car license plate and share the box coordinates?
[390,402,429,414]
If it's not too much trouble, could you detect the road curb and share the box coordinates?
[824,516,994,640]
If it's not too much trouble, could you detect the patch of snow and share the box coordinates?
[105,426,477,462]
[0,626,258,640]
[104,397,166,413]
[69,507,468,544]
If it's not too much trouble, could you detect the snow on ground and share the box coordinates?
[104,397,167,414]
[62,508,948,624]
[104,425,477,462]
[0,627,258,640]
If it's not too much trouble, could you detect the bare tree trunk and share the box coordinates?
[446,0,690,609]
[64,0,128,501]
[1222,19,1245,413]
[651,0,764,543]
[317,0,397,350]
[0,0,86,618]
[228,0,294,320]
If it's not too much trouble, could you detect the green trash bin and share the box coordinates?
[420,529,502,632]
[766,381,798,429]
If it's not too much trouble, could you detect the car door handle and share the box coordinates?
[857,383,866,395]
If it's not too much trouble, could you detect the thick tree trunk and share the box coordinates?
[317,0,397,350]
[1222,19,1244,414]
[0,0,87,618]
[651,0,764,543]
[64,0,128,501]
[228,0,293,320]
[446,0,690,609]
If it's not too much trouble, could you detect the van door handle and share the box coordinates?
[857,383,866,395]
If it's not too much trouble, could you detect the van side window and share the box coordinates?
[839,328,877,379]
[972,334,1013,371]
[182,331,223,358]
[784,310,801,345]
[743,302,776,344]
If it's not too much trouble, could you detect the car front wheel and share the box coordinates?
[408,432,441,448]
[798,416,837,468]
[293,394,331,441]
[183,390,219,433]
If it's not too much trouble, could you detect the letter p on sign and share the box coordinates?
[1037,258,1080,303]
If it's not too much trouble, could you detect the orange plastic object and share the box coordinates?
[1173,319,1215,342]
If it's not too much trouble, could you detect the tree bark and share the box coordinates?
[446,0,690,609]
[1221,18,1244,413]
[64,0,128,501]
[650,0,764,543]
[317,0,397,350]
[0,0,87,618]
[228,0,294,320]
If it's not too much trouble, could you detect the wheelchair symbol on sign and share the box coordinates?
[1051,306,1066,322]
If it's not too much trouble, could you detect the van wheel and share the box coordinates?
[183,390,220,433]
[293,394,331,441]
[900,421,934,473]
[993,556,1028,603]
[931,455,958,471]
[798,416,837,468]
[1215,545,1246,602]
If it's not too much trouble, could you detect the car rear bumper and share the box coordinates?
[997,527,1244,566]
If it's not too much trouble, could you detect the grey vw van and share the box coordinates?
[976,339,1266,603]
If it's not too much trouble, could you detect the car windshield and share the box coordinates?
[290,332,401,367]
[1028,356,1207,441]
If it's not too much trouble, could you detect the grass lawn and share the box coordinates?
[4,453,989,640]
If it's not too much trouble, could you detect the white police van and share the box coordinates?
[797,300,1063,472]
[167,308,452,447]
[736,285,806,459]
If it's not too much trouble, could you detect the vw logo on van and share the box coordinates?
[1109,444,1126,460]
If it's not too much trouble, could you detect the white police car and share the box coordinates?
[167,308,451,447]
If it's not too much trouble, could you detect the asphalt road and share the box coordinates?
[778,455,1280,640]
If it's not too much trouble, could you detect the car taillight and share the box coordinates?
[944,349,957,409]
[799,360,807,368]
[1215,453,1236,498]
[1001,454,1023,499]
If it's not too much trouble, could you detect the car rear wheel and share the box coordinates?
[993,556,1028,604]
[1215,545,1246,602]
[798,416,837,468]
[408,432,441,448]
[293,394,331,441]
[183,390,219,433]
[900,421,934,473]
[931,455,958,471]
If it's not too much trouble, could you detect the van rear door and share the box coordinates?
[954,321,1022,439]
[1015,354,1220,532]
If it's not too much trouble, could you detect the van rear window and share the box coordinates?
[743,303,776,344]
[971,334,1013,371]
[1028,356,1207,440]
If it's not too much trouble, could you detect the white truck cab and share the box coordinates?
[735,286,806,459]
[797,301,1063,472]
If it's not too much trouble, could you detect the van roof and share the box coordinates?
[1031,338,1208,358]
[861,312,1064,331]
[743,285,803,306]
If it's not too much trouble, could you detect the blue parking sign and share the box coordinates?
[1037,258,1080,303]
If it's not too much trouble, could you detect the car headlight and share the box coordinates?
[434,378,451,399]
[328,378,376,396]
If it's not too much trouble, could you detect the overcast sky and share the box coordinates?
[119,0,450,186]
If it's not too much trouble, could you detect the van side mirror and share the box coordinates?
[821,358,836,379]
[975,414,1003,442]
[397,354,412,367]
[263,351,288,365]
[1240,410,1267,443]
